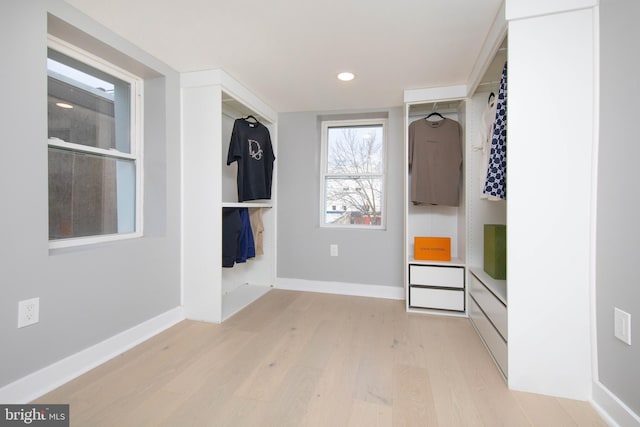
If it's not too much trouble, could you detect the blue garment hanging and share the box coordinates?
[235,208,255,263]
[483,61,507,200]
[222,207,255,267]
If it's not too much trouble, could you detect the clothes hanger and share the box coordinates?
[425,112,444,120]
[244,115,259,123]
[488,92,496,105]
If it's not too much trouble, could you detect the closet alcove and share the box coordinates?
[404,95,468,316]
[182,70,277,323]
[403,33,508,379]
[466,36,508,379]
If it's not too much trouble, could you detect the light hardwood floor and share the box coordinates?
[36,290,606,426]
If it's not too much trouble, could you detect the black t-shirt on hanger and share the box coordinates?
[227,118,275,202]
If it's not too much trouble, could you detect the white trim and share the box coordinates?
[179,85,186,310]
[319,118,388,230]
[221,202,273,209]
[0,307,184,404]
[589,1,601,398]
[47,36,144,248]
[48,36,142,90]
[275,277,404,300]
[180,69,277,124]
[403,85,468,104]
[48,231,143,250]
[466,1,508,96]
[47,139,136,160]
[592,381,640,427]
[505,0,598,21]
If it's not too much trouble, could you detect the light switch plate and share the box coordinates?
[614,307,631,345]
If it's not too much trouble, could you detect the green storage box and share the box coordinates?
[484,224,506,280]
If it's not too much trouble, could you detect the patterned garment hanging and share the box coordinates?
[483,61,507,200]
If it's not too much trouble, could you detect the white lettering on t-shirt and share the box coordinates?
[248,139,263,160]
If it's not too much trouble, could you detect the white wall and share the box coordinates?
[506,2,595,399]
[0,0,181,394]
[506,0,597,20]
[181,84,223,322]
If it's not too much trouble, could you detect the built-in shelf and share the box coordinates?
[182,69,277,323]
[469,266,507,305]
[222,202,273,208]
[407,257,465,268]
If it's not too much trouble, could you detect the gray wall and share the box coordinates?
[0,0,181,388]
[596,0,640,415]
[277,108,404,287]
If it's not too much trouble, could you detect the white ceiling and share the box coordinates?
[64,0,503,113]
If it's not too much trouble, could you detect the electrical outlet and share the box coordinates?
[614,307,631,345]
[330,244,338,257]
[18,298,39,328]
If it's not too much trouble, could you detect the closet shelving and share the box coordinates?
[221,93,275,209]
[220,90,276,320]
[403,33,508,378]
[466,36,508,379]
[182,70,277,323]
[404,93,468,316]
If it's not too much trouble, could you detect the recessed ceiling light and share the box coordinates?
[56,102,74,109]
[337,72,355,82]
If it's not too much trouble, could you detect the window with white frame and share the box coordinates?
[320,119,387,228]
[47,38,142,246]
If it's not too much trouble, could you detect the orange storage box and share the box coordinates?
[414,237,451,261]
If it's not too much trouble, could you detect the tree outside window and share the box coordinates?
[321,119,386,228]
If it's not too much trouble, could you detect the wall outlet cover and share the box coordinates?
[18,297,40,328]
[330,244,338,257]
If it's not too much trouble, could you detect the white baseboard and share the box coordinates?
[0,306,185,404]
[275,277,405,300]
[592,380,640,427]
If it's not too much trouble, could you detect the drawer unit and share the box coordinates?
[469,273,507,339]
[469,297,507,377]
[408,264,465,312]
[409,264,464,289]
[409,286,465,311]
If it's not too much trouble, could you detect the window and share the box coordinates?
[320,119,387,228]
[47,38,142,247]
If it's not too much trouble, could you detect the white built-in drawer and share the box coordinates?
[409,265,464,289]
[409,286,464,311]
[469,297,507,377]
[469,274,507,340]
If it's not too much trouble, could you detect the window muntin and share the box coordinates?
[47,38,142,247]
[320,119,387,228]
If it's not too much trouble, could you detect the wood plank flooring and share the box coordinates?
[35,290,606,426]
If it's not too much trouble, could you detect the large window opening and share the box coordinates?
[47,38,142,246]
[320,119,387,228]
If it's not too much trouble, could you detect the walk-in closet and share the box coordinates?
[403,28,508,378]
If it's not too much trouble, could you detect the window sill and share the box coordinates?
[320,223,386,231]
[49,232,142,252]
